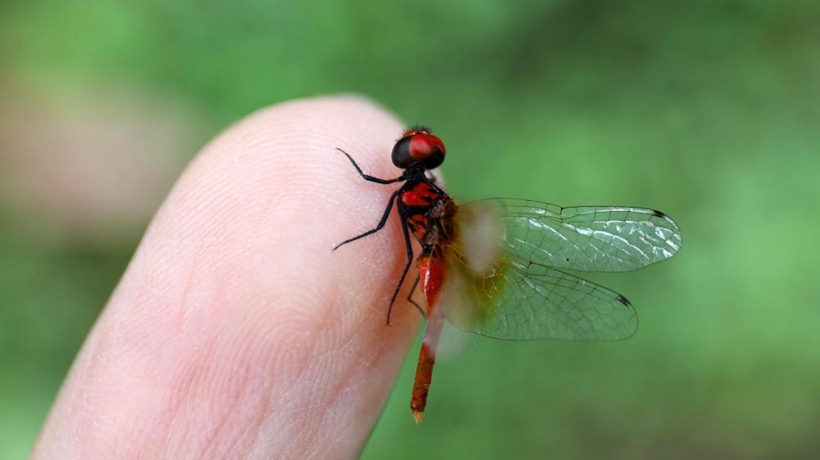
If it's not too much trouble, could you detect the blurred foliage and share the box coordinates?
[2,0,820,458]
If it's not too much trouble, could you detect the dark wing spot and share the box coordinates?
[651,209,667,218]
[616,294,632,307]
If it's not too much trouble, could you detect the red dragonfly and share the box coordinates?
[335,127,682,423]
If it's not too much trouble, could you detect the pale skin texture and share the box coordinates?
[30,96,422,460]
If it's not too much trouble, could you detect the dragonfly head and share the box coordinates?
[392,127,446,170]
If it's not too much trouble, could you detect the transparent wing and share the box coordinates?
[438,198,680,340]
[442,251,638,341]
[457,198,682,273]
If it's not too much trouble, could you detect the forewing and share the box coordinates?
[458,198,682,272]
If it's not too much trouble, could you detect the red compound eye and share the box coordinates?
[392,127,446,169]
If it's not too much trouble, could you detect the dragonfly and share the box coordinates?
[334,127,682,423]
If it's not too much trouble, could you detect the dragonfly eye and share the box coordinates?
[392,128,446,170]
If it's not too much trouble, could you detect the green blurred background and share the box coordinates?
[2,0,819,458]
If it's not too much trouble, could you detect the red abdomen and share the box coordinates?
[411,252,447,423]
[417,253,446,314]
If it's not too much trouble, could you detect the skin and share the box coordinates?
[30,96,422,460]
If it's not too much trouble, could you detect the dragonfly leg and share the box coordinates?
[334,191,398,250]
[337,148,403,184]
[386,216,414,325]
[406,275,425,317]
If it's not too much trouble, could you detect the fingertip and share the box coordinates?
[34,95,421,459]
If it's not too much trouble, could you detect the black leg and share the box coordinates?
[334,191,398,250]
[406,275,425,317]
[338,148,403,184]
[386,216,415,325]
[335,148,417,325]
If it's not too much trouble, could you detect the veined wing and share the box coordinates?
[442,249,638,341]
[456,198,681,273]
